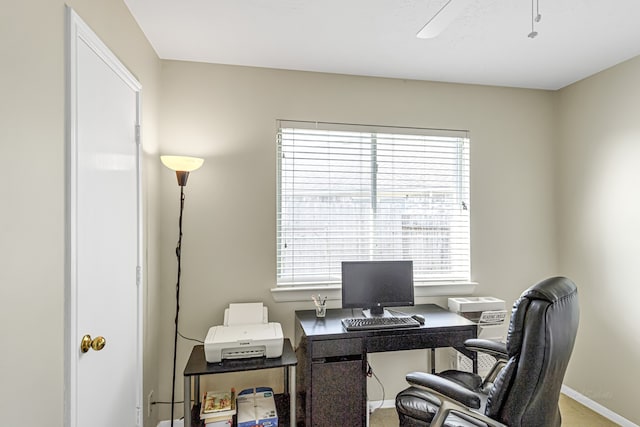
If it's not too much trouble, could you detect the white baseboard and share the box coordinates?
[368,399,396,411]
[561,385,638,427]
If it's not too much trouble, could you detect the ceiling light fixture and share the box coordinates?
[416,0,472,39]
[528,0,542,38]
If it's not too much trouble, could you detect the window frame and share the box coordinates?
[275,120,472,290]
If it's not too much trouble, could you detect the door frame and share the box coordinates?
[64,7,143,427]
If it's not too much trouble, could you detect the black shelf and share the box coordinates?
[184,339,297,427]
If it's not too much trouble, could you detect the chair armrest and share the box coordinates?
[464,339,508,360]
[405,372,481,409]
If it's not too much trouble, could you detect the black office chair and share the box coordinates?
[395,276,579,427]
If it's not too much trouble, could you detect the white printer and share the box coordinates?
[204,302,284,363]
[447,296,507,377]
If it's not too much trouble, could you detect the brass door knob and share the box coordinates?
[80,334,106,353]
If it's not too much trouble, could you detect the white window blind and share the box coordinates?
[276,120,470,286]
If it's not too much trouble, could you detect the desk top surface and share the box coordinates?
[295,304,476,339]
[184,338,297,377]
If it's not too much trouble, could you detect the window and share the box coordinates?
[276,120,470,286]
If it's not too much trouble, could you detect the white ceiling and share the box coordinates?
[123,0,640,90]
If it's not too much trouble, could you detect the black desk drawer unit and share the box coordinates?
[312,337,362,359]
[311,356,364,427]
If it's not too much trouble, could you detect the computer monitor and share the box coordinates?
[341,260,414,317]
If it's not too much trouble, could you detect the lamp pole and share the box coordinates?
[160,155,203,427]
[170,183,186,427]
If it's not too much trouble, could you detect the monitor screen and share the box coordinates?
[341,260,414,316]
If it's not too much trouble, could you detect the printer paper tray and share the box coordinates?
[223,347,266,360]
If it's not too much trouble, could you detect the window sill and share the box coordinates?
[270,281,478,303]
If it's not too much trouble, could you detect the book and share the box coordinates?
[200,389,236,420]
[204,415,233,425]
[203,389,235,413]
[200,406,235,420]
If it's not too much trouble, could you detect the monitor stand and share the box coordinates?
[362,308,394,318]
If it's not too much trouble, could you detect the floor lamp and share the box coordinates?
[161,155,204,427]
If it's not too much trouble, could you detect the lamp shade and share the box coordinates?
[161,155,204,172]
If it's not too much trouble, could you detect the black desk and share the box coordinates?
[183,339,297,427]
[294,304,477,427]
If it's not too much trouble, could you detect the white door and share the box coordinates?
[65,8,143,427]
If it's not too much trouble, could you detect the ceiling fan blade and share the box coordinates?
[416,0,473,39]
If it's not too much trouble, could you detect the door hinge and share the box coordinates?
[136,406,142,426]
[135,124,141,145]
[136,266,142,287]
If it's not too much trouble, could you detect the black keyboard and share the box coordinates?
[341,316,421,331]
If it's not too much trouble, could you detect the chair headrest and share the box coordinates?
[505,276,578,358]
[521,276,577,303]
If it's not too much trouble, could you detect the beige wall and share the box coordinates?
[0,1,161,426]
[5,0,638,424]
[157,60,559,419]
[558,55,640,425]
